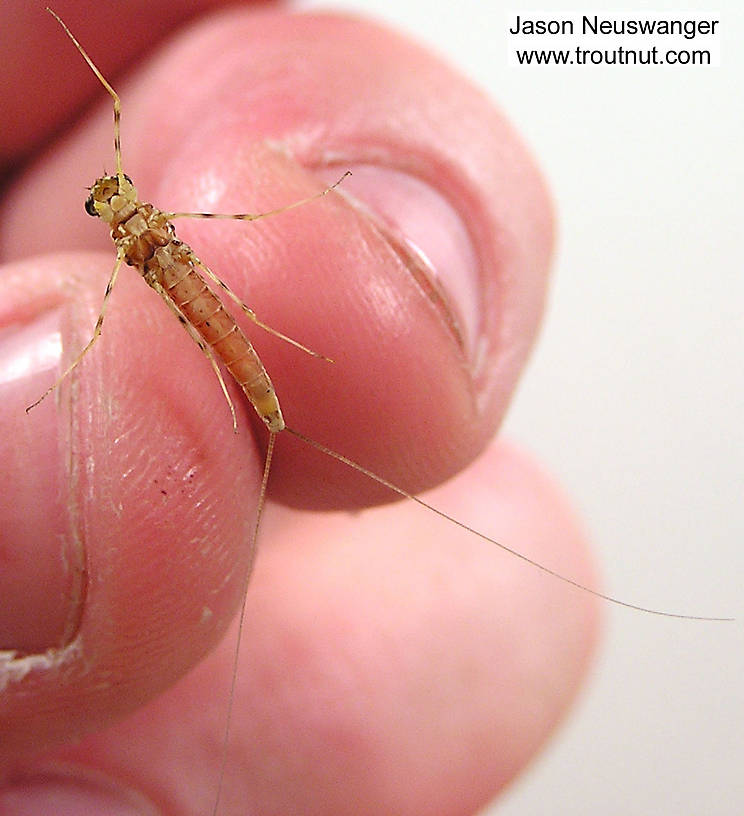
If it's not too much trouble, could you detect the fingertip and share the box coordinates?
[2,8,554,509]
[145,10,554,508]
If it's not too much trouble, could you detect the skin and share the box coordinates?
[0,2,599,814]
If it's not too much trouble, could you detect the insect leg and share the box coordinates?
[149,279,239,432]
[165,171,351,223]
[47,8,124,179]
[26,251,124,412]
[189,254,334,363]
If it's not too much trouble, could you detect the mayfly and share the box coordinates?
[34,8,733,815]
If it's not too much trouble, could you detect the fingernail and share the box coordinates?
[328,164,481,358]
[0,766,160,816]
[0,309,84,654]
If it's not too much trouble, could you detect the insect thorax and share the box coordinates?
[86,174,176,269]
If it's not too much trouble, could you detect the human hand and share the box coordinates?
[0,3,598,814]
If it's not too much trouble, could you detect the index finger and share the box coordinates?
[2,6,553,508]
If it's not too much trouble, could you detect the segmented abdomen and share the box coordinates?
[146,241,284,431]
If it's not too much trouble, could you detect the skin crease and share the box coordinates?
[0,3,599,816]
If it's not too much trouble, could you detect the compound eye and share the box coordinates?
[84,196,98,217]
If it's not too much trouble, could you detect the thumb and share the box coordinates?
[0,250,262,760]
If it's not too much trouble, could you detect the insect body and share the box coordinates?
[88,171,284,432]
[30,11,347,432]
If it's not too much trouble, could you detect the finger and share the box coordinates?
[15,442,599,816]
[1,7,553,509]
[0,251,264,763]
[0,0,270,171]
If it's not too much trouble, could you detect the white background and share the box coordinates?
[295,1,742,814]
